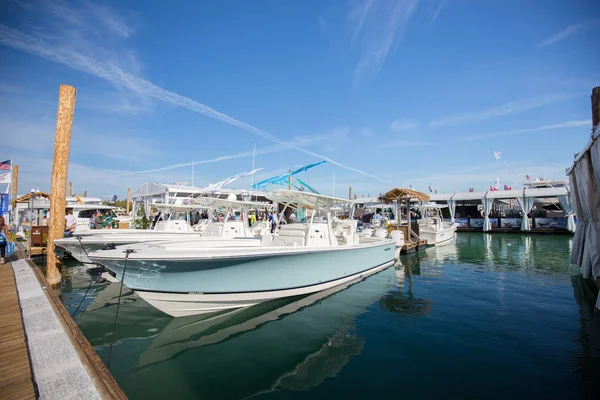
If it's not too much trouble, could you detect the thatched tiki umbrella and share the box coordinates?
[10,191,51,206]
[380,188,430,203]
[380,188,430,243]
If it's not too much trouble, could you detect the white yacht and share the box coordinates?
[55,199,271,263]
[415,203,458,246]
[89,190,397,317]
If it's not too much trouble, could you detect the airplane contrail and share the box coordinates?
[0,25,386,182]
[118,145,281,176]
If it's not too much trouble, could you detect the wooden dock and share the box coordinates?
[0,261,36,400]
[0,250,127,399]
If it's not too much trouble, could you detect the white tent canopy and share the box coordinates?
[429,187,569,202]
[567,122,600,310]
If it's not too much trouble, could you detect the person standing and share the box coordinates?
[268,211,277,233]
[102,211,113,229]
[64,208,76,237]
[0,216,9,264]
[94,211,104,229]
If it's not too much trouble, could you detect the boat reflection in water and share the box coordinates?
[80,262,401,399]
[377,261,432,316]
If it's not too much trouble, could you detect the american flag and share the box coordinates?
[0,160,11,171]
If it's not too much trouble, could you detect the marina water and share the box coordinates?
[59,233,599,399]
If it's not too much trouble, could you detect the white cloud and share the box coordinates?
[388,140,432,148]
[538,20,597,47]
[455,119,590,142]
[429,0,446,27]
[349,0,420,86]
[359,127,376,137]
[0,110,159,164]
[78,88,154,115]
[389,119,418,132]
[117,145,286,176]
[318,15,328,35]
[405,162,567,192]
[0,25,386,182]
[429,94,574,127]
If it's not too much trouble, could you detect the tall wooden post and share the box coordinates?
[592,86,600,128]
[84,190,87,197]
[68,181,73,197]
[46,85,77,287]
[288,170,292,190]
[11,165,18,198]
[348,186,352,200]
[126,188,131,213]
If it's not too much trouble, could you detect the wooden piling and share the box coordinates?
[126,188,131,213]
[84,190,87,197]
[68,181,73,197]
[46,85,77,287]
[349,186,352,200]
[11,164,18,198]
[592,86,600,127]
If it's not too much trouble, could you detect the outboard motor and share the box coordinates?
[389,230,405,246]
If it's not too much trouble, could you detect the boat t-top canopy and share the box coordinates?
[194,197,273,210]
[154,203,203,211]
[416,203,448,209]
[266,189,351,209]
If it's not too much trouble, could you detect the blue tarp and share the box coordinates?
[252,161,326,190]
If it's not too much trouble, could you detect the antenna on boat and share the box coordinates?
[250,143,256,199]
[332,174,335,197]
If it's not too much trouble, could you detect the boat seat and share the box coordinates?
[269,224,309,247]
[203,223,223,237]
[271,237,305,247]
[277,229,306,238]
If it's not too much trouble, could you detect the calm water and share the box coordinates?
[58,233,600,399]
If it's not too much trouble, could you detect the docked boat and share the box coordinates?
[415,203,458,246]
[55,199,270,263]
[89,190,397,317]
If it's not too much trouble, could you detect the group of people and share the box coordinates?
[91,210,115,230]
[63,209,116,237]
[355,207,387,229]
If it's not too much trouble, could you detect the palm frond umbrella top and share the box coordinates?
[10,192,51,205]
[380,188,430,202]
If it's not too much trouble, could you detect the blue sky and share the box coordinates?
[0,0,598,199]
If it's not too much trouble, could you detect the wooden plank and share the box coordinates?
[0,262,36,400]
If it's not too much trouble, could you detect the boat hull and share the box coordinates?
[91,240,396,317]
[54,234,258,263]
[418,223,457,246]
[137,260,394,317]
